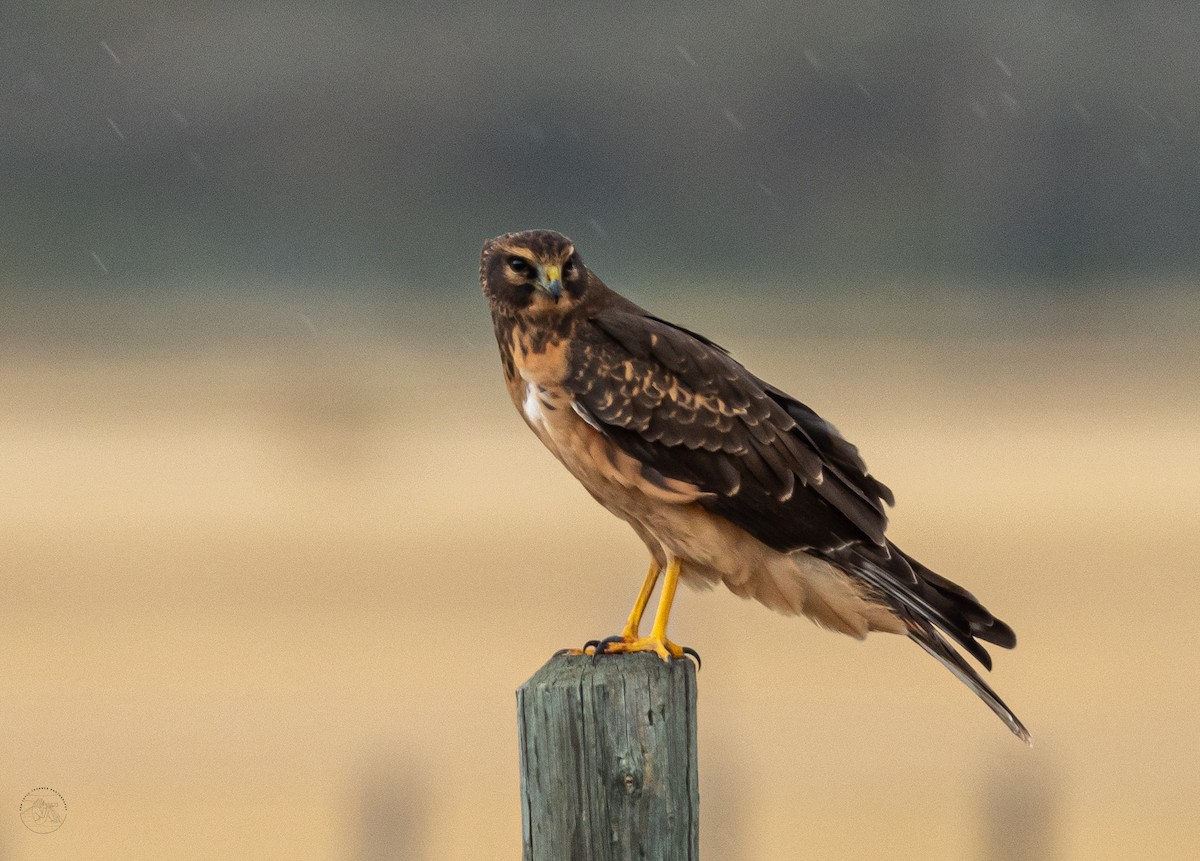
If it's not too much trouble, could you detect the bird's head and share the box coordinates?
[480,230,592,317]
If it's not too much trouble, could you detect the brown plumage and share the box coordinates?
[481,228,1029,743]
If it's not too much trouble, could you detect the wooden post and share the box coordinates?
[516,652,699,861]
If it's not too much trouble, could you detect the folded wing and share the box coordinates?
[565,308,894,556]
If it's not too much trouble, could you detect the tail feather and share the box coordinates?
[907,618,1032,746]
[897,548,1017,649]
[820,542,1030,743]
[841,545,998,669]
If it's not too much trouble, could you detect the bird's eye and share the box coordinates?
[508,257,531,276]
[563,259,576,277]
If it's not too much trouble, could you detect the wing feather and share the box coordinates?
[569,309,892,554]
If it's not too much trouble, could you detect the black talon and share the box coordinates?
[681,646,702,669]
[595,634,626,654]
[589,635,626,663]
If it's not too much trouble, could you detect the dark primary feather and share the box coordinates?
[565,305,1027,739]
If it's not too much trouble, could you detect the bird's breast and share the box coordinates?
[498,315,703,526]
[508,325,571,389]
[510,376,706,512]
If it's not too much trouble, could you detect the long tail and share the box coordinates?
[907,617,1031,745]
[825,542,1031,745]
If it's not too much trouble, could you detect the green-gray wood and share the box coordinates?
[517,652,699,861]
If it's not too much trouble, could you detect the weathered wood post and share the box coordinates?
[517,652,700,860]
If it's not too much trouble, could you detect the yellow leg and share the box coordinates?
[621,561,660,640]
[600,559,687,661]
[648,558,681,646]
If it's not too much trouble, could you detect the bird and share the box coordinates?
[480,228,1029,743]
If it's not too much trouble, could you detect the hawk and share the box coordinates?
[481,229,1029,743]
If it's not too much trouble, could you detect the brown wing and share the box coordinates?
[566,308,1018,657]
[564,308,894,555]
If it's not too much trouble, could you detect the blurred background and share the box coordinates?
[2,1,1198,858]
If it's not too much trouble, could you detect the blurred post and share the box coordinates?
[353,755,428,861]
[517,652,699,860]
[982,758,1060,861]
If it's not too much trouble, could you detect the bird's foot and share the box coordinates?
[587,634,701,668]
[553,632,635,658]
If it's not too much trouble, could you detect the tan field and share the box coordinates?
[1,283,1198,859]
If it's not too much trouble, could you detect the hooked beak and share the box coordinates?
[539,265,563,301]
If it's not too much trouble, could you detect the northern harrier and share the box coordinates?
[482,229,1029,742]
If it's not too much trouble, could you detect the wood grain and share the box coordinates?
[517,652,699,860]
